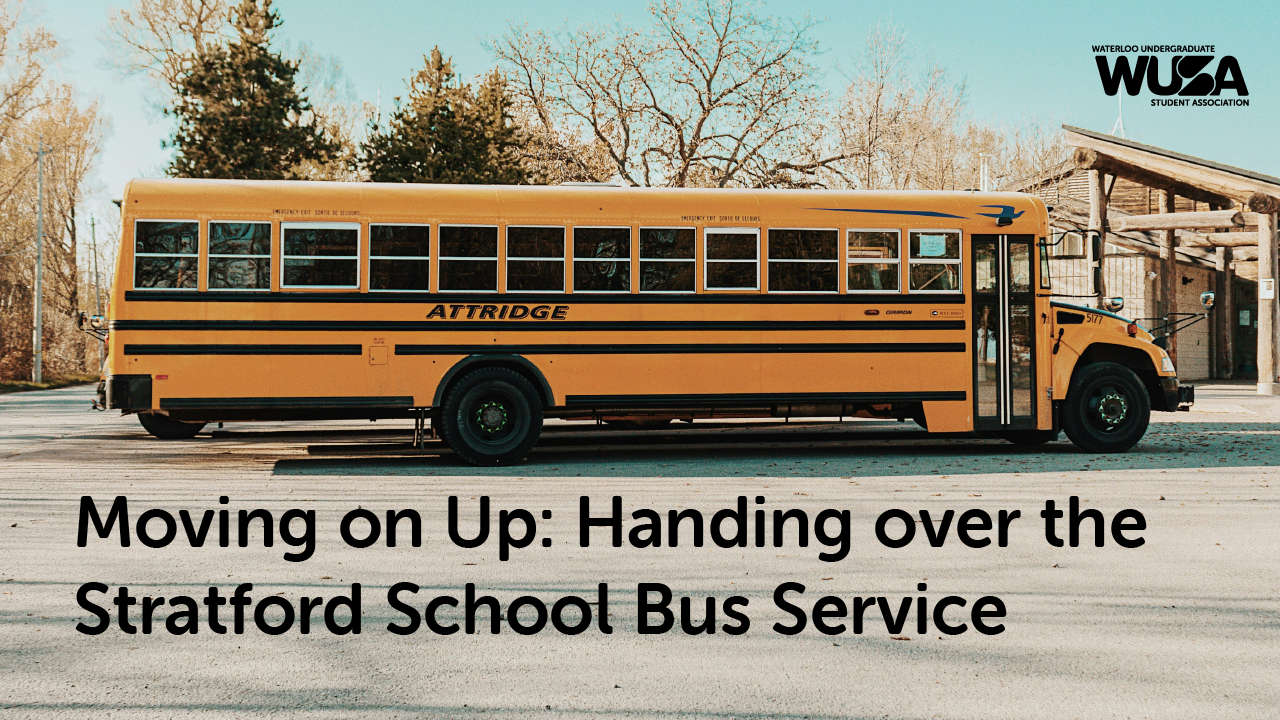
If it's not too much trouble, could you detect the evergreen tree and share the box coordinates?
[362,48,527,184]
[167,0,335,179]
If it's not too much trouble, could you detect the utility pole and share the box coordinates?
[32,138,48,384]
[90,217,103,368]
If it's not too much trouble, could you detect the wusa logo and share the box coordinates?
[1093,45,1248,107]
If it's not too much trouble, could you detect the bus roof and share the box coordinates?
[121,178,1047,230]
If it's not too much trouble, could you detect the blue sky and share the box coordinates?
[47,0,1280,211]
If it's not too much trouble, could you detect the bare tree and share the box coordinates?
[38,93,105,320]
[983,116,1069,190]
[0,0,55,205]
[830,21,1065,192]
[0,3,104,380]
[100,0,231,96]
[830,21,966,191]
[290,42,372,181]
[494,0,844,188]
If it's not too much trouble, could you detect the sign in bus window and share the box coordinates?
[439,225,498,292]
[574,227,630,292]
[208,222,270,290]
[705,229,758,290]
[281,223,359,289]
[507,226,565,292]
[370,224,429,291]
[639,228,694,293]
[134,220,198,290]
[847,229,899,292]
[908,230,961,293]
[767,229,837,293]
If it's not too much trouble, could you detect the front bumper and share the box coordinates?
[1161,377,1194,411]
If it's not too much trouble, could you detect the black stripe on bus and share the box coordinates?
[123,290,966,305]
[159,396,414,410]
[125,344,362,355]
[111,319,965,332]
[395,342,965,355]
[563,391,967,407]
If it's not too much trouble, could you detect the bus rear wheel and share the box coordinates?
[137,412,206,440]
[439,367,543,465]
[1061,362,1150,453]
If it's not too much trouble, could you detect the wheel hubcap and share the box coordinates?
[476,401,508,433]
[1090,389,1129,430]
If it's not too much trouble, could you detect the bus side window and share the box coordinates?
[846,229,900,293]
[507,226,565,292]
[370,224,430,291]
[907,230,961,293]
[281,223,360,289]
[208,221,271,290]
[705,228,758,291]
[134,220,199,290]
[439,225,498,292]
[639,227,694,293]
[574,227,630,292]
[767,228,838,293]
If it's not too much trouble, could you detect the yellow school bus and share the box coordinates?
[94,179,1192,463]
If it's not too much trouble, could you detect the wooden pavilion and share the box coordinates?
[1011,126,1280,392]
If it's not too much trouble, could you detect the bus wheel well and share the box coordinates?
[1073,343,1169,412]
[433,355,554,409]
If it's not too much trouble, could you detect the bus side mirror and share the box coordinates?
[77,311,87,330]
[1200,291,1215,310]
[90,315,106,330]
[1104,297,1124,313]
[1153,336,1169,350]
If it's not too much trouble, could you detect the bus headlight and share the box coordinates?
[1161,357,1175,373]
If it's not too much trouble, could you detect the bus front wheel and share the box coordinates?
[1061,362,1150,453]
[137,412,206,440]
[439,367,543,465]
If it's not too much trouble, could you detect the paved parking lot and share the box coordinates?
[2,383,1278,719]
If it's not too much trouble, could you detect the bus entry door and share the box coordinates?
[972,235,1037,431]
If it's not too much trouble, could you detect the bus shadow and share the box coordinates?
[270,421,1279,478]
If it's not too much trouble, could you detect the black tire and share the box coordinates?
[1005,429,1059,446]
[137,412,206,440]
[1061,362,1151,453]
[439,367,543,465]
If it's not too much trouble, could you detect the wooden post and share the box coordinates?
[1108,210,1244,232]
[1158,189,1178,365]
[1215,246,1233,378]
[1088,169,1107,306]
[1259,211,1278,394]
